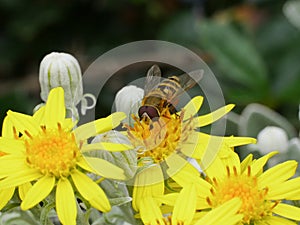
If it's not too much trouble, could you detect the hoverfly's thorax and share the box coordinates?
[138,65,203,121]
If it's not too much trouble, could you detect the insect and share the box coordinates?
[138,64,204,120]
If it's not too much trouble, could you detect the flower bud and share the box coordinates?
[114,85,144,125]
[256,126,289,154]
[38,52,96,119]
[39,52,83,108]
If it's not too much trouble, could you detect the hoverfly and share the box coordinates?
[138,65,204,120]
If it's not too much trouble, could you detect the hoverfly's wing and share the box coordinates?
[169,69,204,101]
[179,69,204,91]
[144,64,162,96]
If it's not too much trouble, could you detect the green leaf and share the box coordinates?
[158,12,201,46]
[197,20,268,89]
[273,45,300,103]
[109,197,132,206]
[40,202,56,225]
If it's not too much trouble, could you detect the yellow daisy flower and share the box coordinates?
[138,182,243,225]
[0,87,132,225]
[126,96,256,218]
[172,150,300,224]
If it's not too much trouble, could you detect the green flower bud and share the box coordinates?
[38,52,96,119]
[39,52,83,107]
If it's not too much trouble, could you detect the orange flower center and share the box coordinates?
[24,123,80,177]
[207,166,277,223]
[126,109,195,165]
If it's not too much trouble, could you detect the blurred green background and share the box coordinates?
[0,0,299,134]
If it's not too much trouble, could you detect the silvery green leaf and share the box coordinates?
[92,180,138,225]
[109,197,132,206]
[40,202,56,225]
[91,206,140,225]
[0,210,41,225]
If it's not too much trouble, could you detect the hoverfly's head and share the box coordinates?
[138,105,160,121]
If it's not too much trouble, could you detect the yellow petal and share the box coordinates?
[101,112,127,131]
[0,168,42,189]
[61,118,75,130]
[71,170,110,212]
[33,105,45,124]
[81,142,133,152]
[56,178,77,225]
[83,156,125,180]
[166,154,213,198]
[196,104,234,127]
[155,193,179,206]
[181,133,225,162]
[223,136,256,147]
[0,156,28,178]
[1,116,14,138]
[272,203,300,221]
[73,121,97,142]
[73,112,125,142]
[76,157,94,173]
[133,165,164,211]
[247,151,278,177]
[181,96,204,120]
[21,176,55,210]
[240,154,253,173]
[166,153,200,178]
[172,183,197,225]
[18,182,32,200]
[262,216,297,225]
[44,87,66,128]
[0,137,25,155]
[0,187,15,210]
[267,177,300,200]
[218,149,241,173]
[258,160,297,189]
[195,198,242,225]
[140,196,164,225]
[167,166,212,198]
[7,110,39,136]
[203,156,227,181]
[196,196,211,210]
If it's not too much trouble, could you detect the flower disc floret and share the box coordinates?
[25,123,80,177]
[208,166,274,223]
[127,109,194,164]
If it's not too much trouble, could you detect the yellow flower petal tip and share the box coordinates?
[109,112,127,125]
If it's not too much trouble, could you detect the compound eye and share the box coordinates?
[138,106,160,119]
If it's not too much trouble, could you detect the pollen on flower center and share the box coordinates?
[126,109,195,164]
[207,166,276,224]
[25,123,80,177]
